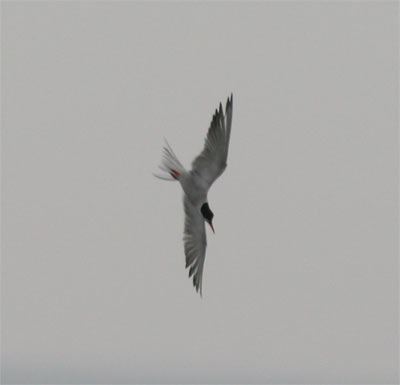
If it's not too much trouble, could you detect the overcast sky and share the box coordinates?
[2,2,398,384]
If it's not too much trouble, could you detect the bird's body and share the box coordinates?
[155,95,233,295]
[179,172,207,208]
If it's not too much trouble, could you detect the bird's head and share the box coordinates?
[201,202,215,233]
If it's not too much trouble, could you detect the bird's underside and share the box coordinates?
[155,94,233,295]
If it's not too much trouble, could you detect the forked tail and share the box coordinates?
[153,138,186,181]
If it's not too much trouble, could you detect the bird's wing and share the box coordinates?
[191,94,233,188]
[183,195,207,296]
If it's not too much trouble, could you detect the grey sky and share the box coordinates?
[1,2,398,384]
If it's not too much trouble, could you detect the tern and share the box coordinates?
[155,94,233,296]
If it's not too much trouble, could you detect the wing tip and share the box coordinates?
[186,262,204,297]
[226,93,233,111]
[194,279,203,297]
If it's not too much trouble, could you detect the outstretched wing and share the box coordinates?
[183,195,207,296]
[191,94,233,188]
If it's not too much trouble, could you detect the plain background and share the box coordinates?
[1,2,398,384]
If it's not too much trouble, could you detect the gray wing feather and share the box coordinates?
[183,195,207,296]
[191,94,233,188]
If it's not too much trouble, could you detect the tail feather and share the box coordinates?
[154,138,185,181]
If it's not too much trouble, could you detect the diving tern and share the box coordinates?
[155,94,233,296]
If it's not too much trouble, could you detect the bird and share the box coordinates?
[154,94,233,296]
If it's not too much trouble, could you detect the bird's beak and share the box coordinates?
[209,221,215,234]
